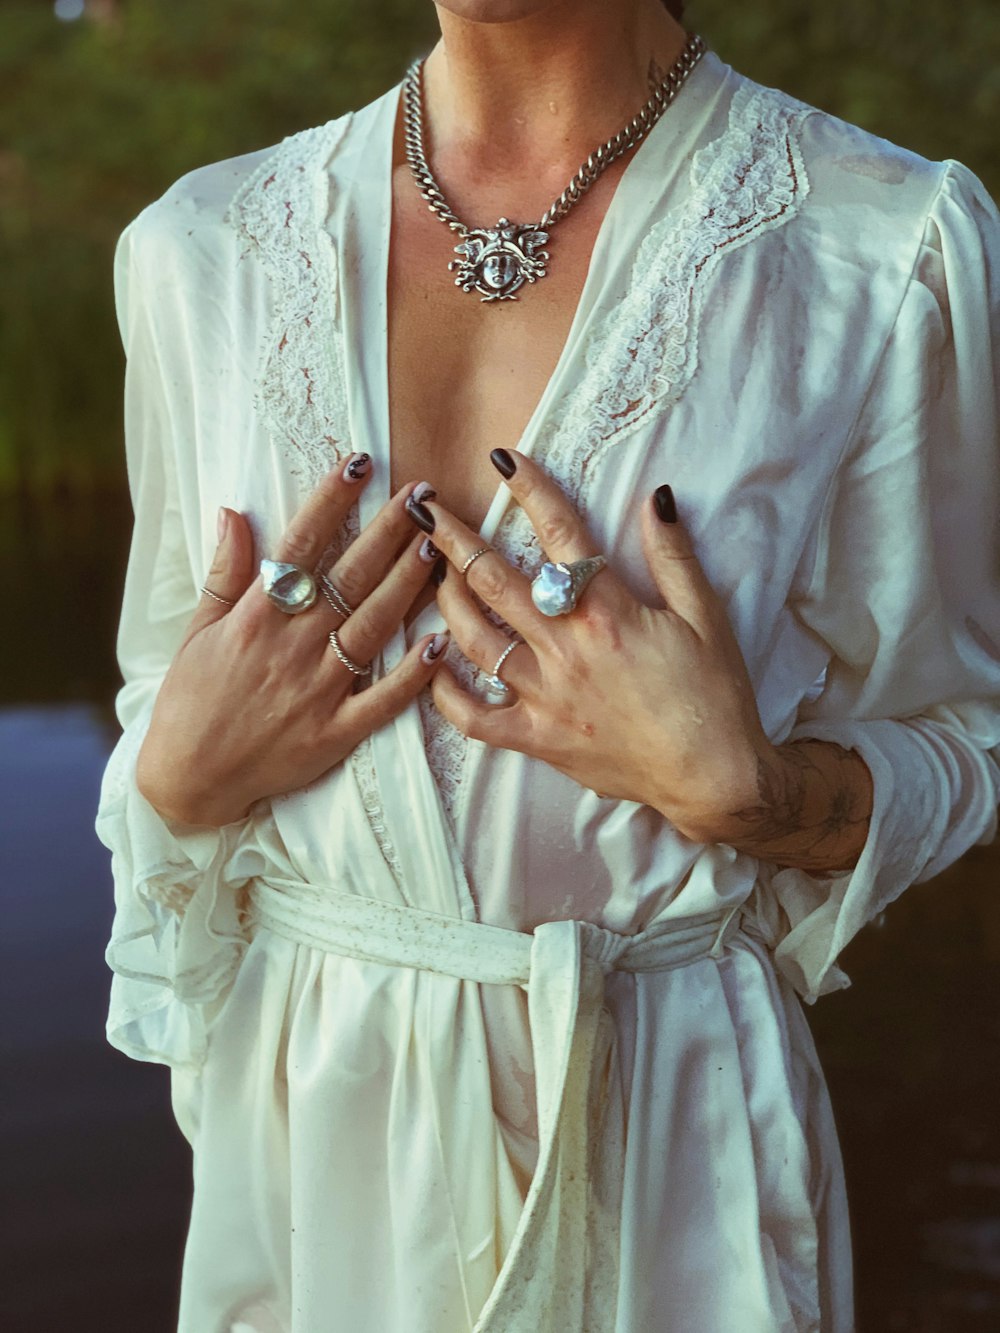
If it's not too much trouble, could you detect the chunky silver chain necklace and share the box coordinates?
[403,33,706,303]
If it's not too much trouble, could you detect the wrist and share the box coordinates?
[654,735,774,846]
[663,736,874,873]
[136,758,250,829]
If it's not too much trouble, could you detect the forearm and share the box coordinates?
[695,739,875,873]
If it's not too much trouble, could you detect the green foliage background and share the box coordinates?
[3,0,999,496]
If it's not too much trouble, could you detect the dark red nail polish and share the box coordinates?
[407,500,436,535]
[653,484,677,523]
[490,448,516,479]
[431,557,447,587]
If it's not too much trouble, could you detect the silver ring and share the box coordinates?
[260,559,317,615]
[318,571,354,618]
[530,555,607,617]
[483,638,523,706]
[461,546,492,578]
[200,585,235,607]
[327,629,371,677]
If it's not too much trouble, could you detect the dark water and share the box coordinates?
[2,495,999,1331]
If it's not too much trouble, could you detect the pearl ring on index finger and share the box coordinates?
[530,555,608,617]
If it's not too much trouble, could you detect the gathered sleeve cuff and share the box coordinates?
[97,716,257,1071]
[747,160,1000,1002]
[97,214,263,1071]
[751,710,1000,1002]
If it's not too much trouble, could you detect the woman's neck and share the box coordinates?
[423,0,688,195]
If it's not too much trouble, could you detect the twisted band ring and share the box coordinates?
[200,585,235,607]
[318,571,354,618]
[327,630,371,677]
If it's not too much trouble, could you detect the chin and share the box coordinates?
[433,0,572,20]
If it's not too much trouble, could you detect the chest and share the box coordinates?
[386,162,623,535]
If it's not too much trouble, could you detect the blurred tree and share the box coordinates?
[1,0,997,495]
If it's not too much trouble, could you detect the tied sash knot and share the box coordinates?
[246,878,743,1332]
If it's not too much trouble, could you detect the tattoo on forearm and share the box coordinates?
[728,741,871,872]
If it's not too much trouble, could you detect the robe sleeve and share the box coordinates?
[96,217,253,1073]
[749,160,1000,1003]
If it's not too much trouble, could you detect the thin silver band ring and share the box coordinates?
[461,546,492,578]
[492,638,523,680]
[327,629,371,677]
[319,571,354,617]
[200,585,235,607]
[484,637,524,705]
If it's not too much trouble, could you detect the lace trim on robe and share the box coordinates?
[424,79,816,830]
[226,78,814,852]
[227,119,407,889]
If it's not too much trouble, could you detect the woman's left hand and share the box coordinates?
[408,449,781,844]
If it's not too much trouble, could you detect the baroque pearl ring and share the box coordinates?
[530,555,607,617]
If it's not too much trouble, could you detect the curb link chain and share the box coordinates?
[403,33,707,238]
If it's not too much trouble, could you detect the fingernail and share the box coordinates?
[421,632,450,664]
[431,556,447,587]
[407,500,435,535]
[419,537,440,564]
[343,452,371,483]
[408,481,437,506]
[653,484,677,523]
[490,448,516,479]
[217,506,228,542]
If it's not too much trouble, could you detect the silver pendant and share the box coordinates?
[449,219,550,302]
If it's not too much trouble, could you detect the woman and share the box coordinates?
[97,1,1000,1329]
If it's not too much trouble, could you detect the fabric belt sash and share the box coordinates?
[247,876,744,1332]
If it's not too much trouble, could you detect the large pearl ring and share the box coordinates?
[530,555,607,617]
[260,559,318,614]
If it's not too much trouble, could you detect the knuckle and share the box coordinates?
[330,559,367,605]
[516,468,541,503]
[314,468,344,503]
[229,608,259,652]
[537,512,578,551]
[465,630,494,665]
[460,707,485,742]
[578,599,623,650]
[349,606,383,648]
[280,527,316,566]
[471,559,509,604]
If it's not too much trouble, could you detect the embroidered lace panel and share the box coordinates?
[423,79,815,827]
[228,119,405,888]
[228,78,813,850]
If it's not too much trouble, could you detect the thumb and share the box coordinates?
[186,506,257,638]
[641,485,722,637]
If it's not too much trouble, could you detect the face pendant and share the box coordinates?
[449,219,550,302]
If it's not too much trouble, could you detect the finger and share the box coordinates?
[335,630,451,751]
[273,451,374,570]
[641,484,721,638]
[330,533,439,671]
[430,664,532,747]
[436,564,538,694]
[405,496,539,640]
[321,480,437,612]
[186,507,256,640]
[487,448,597,563]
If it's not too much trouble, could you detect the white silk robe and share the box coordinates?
[97,49,1000,1333]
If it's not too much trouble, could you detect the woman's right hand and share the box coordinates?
[135,455,447,828]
